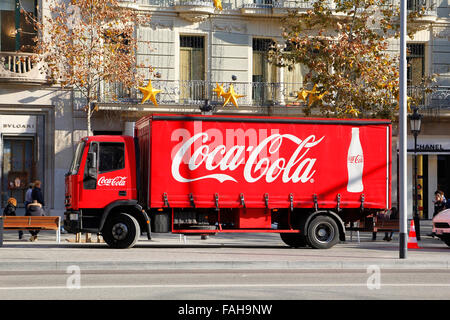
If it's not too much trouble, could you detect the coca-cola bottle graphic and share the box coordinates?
[347,127,364,193]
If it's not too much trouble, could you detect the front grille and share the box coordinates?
[434,222,450,229]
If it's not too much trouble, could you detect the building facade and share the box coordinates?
[0,0,449,220]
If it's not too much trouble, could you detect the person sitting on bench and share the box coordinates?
[27,200,45,242]
[2,197,23,240]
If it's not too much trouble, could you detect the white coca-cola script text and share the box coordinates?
[97,176,127,187]
[171,133,324,184]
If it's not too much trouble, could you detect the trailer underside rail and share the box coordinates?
[172,229,301,234]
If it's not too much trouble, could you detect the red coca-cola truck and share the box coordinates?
[64,114,391,249]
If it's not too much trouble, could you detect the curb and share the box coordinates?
[1,259,449,272]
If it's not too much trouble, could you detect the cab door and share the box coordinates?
[96,142,131,203]
[81,141,131,208]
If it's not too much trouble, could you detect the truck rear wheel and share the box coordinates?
[306,215,339,249]
[280,233,308,248]
[102,213,141,249]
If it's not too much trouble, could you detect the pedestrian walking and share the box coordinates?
[31,180,44,207]
[28,180,45,242]
[433,190,448,217]
[2,197,23,240]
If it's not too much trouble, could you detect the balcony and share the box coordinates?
[125,0,438,18]
[0,52,46,84]
[381,0,437,20]
[407,0,437,18]
[174,0,216,21]
[98,80,450,114]
[408,86,450,112]
[100,80,317,110]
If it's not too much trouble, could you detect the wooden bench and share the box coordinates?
[1,216,61,243]
[373,219,399,232]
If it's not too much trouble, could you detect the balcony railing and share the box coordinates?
[130,0,437,15]
[101,80,305,107]
[408,86,450,111]
[0,52,46,84]
[100,80,450,111]
[242,0,333,9]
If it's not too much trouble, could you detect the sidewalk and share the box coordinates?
[0,226,449,272]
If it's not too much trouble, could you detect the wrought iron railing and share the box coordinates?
[123,0,437,14]
[101,80,306,106]
[100,80,450,110]
[242,0,334,9]
[408,86,450,110]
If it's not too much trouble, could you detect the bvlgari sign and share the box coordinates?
[0,115,37,134]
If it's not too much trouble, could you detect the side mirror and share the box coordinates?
[87,152,97,179]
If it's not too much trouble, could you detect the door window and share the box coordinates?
[99,142,125,173]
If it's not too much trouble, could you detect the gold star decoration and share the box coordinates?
[212,83,226,98]
[395,93,412,112]
[296,89,309,102]
[295,84,327,107]
[213,0,223,10]
[222,84,245,108]
[138,80,161,106]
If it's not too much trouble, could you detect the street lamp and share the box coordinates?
[409,107,422,241]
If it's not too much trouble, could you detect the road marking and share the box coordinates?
[0,283,449,290]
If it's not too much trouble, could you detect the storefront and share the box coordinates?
[407,136,450,220]
[0,114,46,209]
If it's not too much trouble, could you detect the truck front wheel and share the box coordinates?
[306,215,340,249]
[102,213,141,249]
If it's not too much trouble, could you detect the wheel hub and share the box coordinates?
[315,223,334,243]
[112,223,128,240]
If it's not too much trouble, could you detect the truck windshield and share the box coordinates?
[69,141,86,175]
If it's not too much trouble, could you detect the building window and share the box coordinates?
[407,43,425,86]
[0,0,37,52]
[180,35,205,102]
[282,41,309,104]
[252,0,273,7]
[252,38,277,104]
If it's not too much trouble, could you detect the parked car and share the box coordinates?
[432,209,450,247]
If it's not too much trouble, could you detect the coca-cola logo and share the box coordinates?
[171,130,324,184]
[348,155,364,164]
[98,176,127,187]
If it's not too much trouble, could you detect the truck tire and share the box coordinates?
[306,215,339,249]
[280,233,308,248]
[102,213,141,249]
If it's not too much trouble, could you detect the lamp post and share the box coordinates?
[399,0,408,258]
[409,107,422,241]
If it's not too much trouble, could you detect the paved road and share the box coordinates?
[0,268,449,300]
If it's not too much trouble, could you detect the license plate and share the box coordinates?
[436,229,443,235]
[69,214,78,221]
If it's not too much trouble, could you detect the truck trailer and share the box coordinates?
[64,114,392,249]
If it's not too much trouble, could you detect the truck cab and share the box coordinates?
[64,135,150,248]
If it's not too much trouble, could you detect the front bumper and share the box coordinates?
[64,210,81,233]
